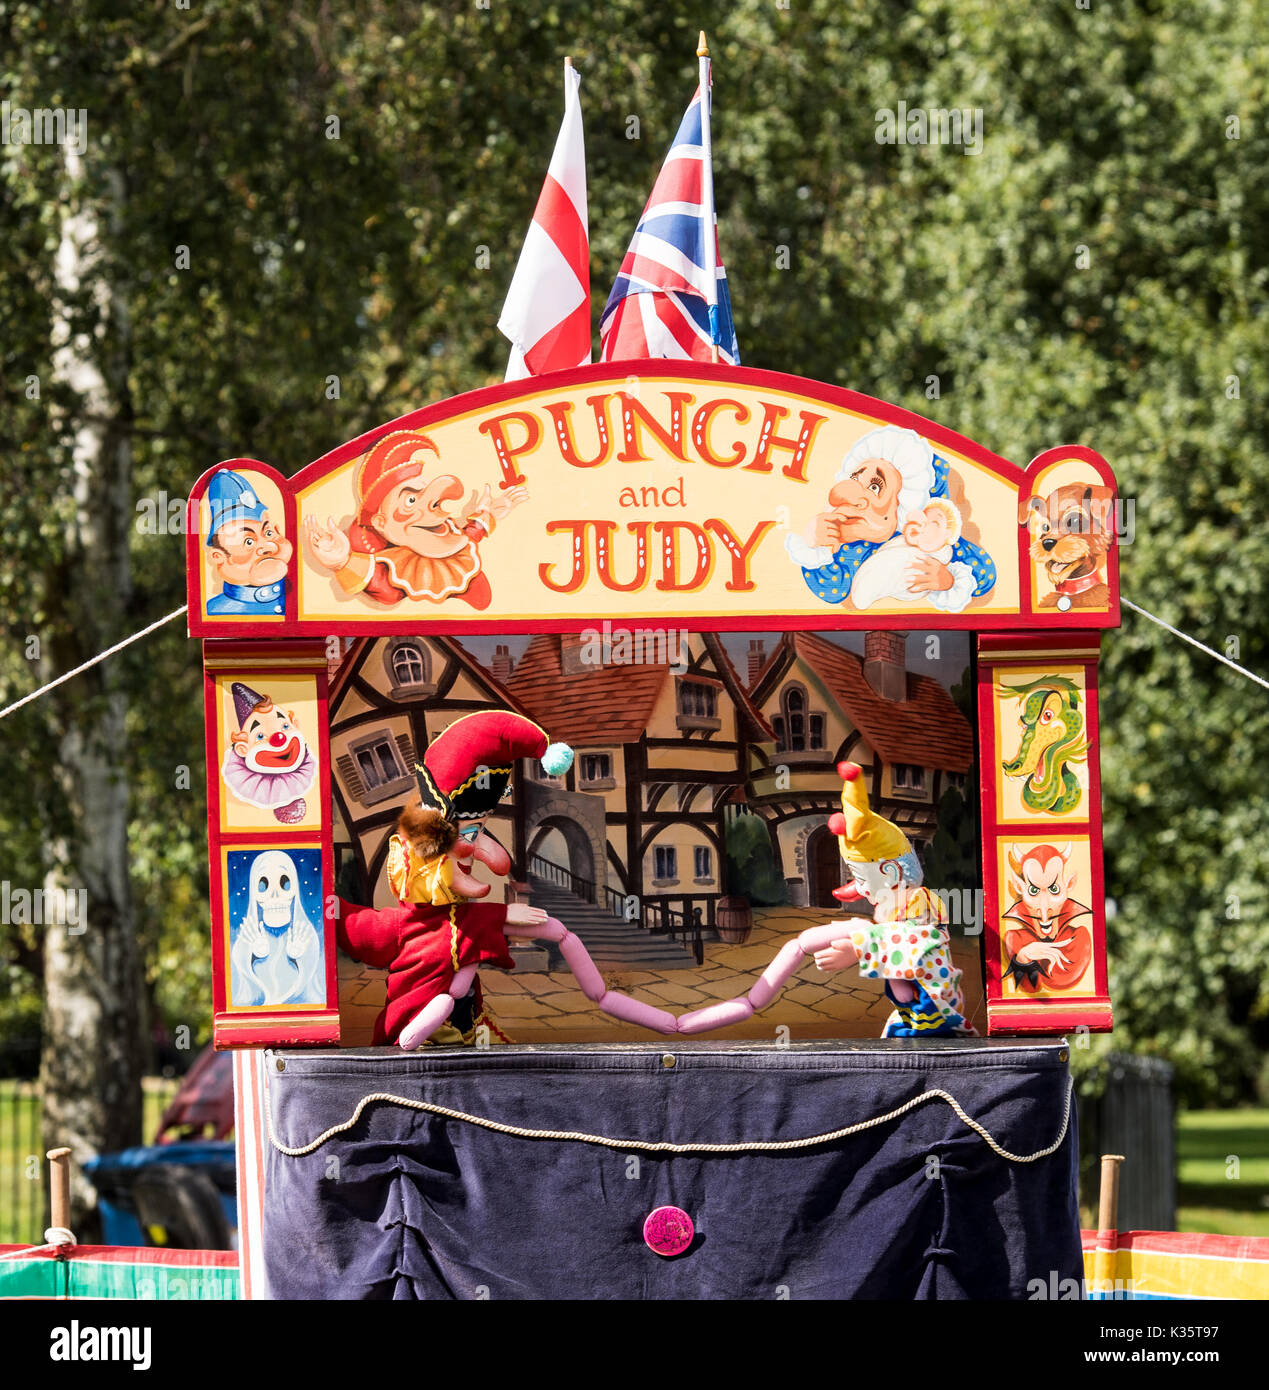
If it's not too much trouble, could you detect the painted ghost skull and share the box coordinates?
[230,849,324,1007]
[255,850,300,931]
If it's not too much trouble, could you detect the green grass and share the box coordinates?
[0,1078,178,1245]
[1177,1108,1269,1238]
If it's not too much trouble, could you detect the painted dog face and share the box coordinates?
[1021,484,1114,587]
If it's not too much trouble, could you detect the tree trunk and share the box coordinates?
[39,146,145,1230]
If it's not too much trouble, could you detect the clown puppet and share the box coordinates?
[303,430,529,610]
[785,425,996,611]
[221,682,317,824]
[1001,842,1093,993]
[810,762,972,1037]
[204,468,293,616]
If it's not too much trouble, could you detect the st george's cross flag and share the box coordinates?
[599,84,740,365]
[499,62,592,379]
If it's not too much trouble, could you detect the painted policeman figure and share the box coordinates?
[204,468,293,616]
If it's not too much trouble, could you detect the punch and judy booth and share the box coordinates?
[187,364,1119,1298]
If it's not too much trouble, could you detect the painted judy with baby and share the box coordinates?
[786,425,996,612]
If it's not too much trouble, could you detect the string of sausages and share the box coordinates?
[400,916,853,1047]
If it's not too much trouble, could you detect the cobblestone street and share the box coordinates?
[480,905,988,1042]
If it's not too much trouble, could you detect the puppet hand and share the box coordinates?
[813,938,858,973]
[305,514,350,570]
[505,903,548,927]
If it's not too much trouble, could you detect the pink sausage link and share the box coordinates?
[398,994,455,1050]
[797,922,853,955]
[747,941,806,1010]
[677,998,754,1035]
[599,991,679,1034]
[559,931,606,1001]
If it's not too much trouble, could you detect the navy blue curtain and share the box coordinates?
[263,1040,1081,1299]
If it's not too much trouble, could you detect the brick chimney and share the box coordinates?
[326,636,354,684]
[747,638,766,687]
[490,643,514,681]
[863,631,907,702]
[560,633,589,676]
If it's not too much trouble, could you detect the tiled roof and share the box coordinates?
[505,636,671,745]
[790,632,973,772]
[329,636,524,715]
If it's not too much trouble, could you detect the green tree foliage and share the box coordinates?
[725,813,788,906]
[1,0,1265,1106]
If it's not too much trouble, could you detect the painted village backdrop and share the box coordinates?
[328,627,987,1042]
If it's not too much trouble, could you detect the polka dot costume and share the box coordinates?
[847,888,968,1032]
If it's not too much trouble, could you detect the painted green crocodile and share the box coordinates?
[1000,675,1088,815]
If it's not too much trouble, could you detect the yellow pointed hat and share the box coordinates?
[832,762,912,863]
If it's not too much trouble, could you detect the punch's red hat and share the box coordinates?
[414,709,573,821]
[355,431,440,524]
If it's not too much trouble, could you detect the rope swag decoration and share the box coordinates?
[268,1077,1073,1165]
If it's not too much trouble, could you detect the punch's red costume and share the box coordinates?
[1002,897,1093,992]
[335,709,569,1048]
[335,899,514,1046]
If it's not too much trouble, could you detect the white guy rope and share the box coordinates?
[1122,598,1269,693]
[0,604,188,722]
[0,597,1262,728]
[267,1076,1074,1165]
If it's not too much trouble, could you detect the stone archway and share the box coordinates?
[529,813,597,883]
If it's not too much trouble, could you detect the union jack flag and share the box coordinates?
[600,86,740,364]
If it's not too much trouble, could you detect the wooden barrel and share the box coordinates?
[715,896,752,945]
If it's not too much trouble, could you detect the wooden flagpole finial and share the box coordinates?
[564,55,573,69]
[697,31,709,58]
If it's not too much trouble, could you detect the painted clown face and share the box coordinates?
[373,473,471,559]
[847,859,901,905]
[233,702,308,775]
[251,850,302,932]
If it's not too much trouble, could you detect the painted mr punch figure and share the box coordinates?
[304,429,528,610]
[786,425,996,612]
[204,468,293,616]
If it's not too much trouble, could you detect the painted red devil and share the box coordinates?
[1002,842,1093,993]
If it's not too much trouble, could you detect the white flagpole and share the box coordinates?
[697,30,720,364]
